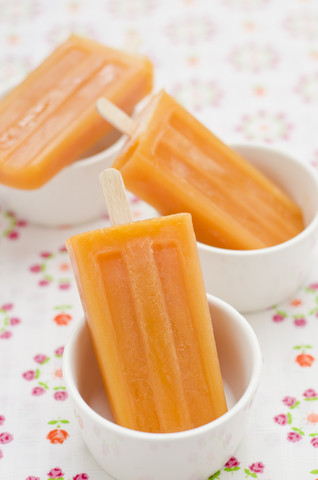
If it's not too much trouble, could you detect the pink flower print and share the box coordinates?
[25,477,40,480]
[303,388,318,398]
[293,317,307,327]
[39,279,50,287]
[59,245,67,253]
[34,354,48,364]
[7,230,19,240]
[224,456,240,468]
[54,346,64,357]
[272,313,285,323]
[0,449,2,459]
[16,220,27,227]
[0,415,5,426]
[0,432,13,444]
[73,474,89,480]
[10,317,21,326]
[283,396,297,407]
[47,468,64,478]
[22,370,36,381]
[311,437,318,448]
[274,414,288,425]
[40,251,53,259]
[53,390,68,401]
[287,431,302,442]
[0,331,12,339]
[1,303,13,311]
[32,386,46,396]
[29,264,42,273]
[249,462,265,473]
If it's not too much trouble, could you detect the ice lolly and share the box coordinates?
[0,35,153,189]
[96,91,304,250]
[66,169,227,433]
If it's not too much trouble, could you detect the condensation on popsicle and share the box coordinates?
[97,90,304,250]
[66,170,227,434]
[0,35,153,189]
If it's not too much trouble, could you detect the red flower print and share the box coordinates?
[0,415,5,426]
[274,414,288,425]
[249,462,265,473]
[47,468,64,478]
[47,429,69,444]
[296,354,315,367]
[34,354,48,364]
[22,370,36,381]
[303,388,318,398]
[0,432,13,444]
[53,391,68,401]
[32,386,46,396]
[224,456,240,468]
[54,313,72,326]
[283,396,297,407]
[73,474,89,480]
[287,431,302,442]
[311,437,318,448]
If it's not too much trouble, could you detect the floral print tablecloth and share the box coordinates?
[1,0,318,479]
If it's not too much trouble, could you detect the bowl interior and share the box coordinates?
[231,144,318,228]
[69,295,259,427]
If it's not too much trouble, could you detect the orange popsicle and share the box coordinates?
[97,91,304,250]
[66,169,227,433]
[0,35,153,189]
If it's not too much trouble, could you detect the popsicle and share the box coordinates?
[0,35,153,189]
[96,91,304,250]
[66,169,227,433]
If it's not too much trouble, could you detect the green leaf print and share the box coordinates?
[48,420,58,425]
[310,470,318,474]
[38,381,49,390]
[292,427,305,435]
[208,471,221,479]
[290,401,300,409]
[287,412,292,424]
[224,466,240,472]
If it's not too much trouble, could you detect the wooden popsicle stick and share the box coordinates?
[99,168,134,226]
[96,97,137,138]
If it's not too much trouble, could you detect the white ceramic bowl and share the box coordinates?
[0,136,124,228]
[198,143,318,313]
[63,294,262,480]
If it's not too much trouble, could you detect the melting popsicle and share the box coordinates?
[66,169,227,433]
[0,35,153,189]
[96,91,304,250]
